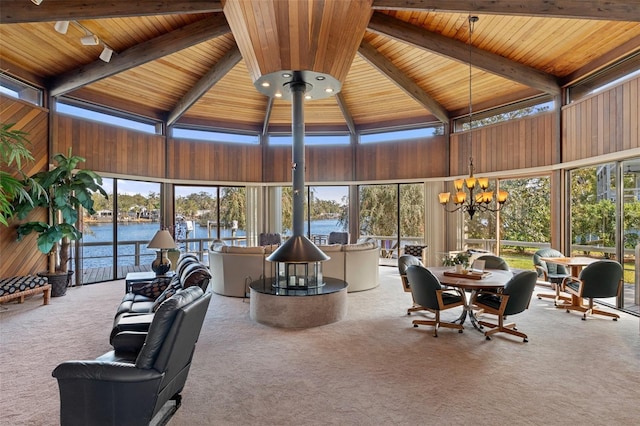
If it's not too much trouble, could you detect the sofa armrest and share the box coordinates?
[53,360,162,382]
[110,313,154,345]
[111,331,148,354]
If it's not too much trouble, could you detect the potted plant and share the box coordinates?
[13,149,108,296]
[442,252,470,273]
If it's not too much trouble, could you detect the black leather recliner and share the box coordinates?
[52,286,211,426]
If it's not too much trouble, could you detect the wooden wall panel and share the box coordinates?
[355,136,448,181]
[0,96,48,278]
[168,139,263,182]
[450,112,557,176]
[562,75,640,163]
[52,115,166,178]
[262,145,354,183]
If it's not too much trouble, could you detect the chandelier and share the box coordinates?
[438,16,508,219]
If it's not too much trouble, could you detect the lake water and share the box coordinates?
[80,219,345,269]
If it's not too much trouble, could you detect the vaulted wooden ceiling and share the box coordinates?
[1,0,639,134]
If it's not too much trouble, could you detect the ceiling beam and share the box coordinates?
[1,0,223,24]
[166,46,242,127]
[368,12,561,96]
[336,92,357,135]
[49,14,231,97]
[358,40,449,123]
[371,0,640,22]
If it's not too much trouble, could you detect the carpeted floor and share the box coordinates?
[1,266,639,425]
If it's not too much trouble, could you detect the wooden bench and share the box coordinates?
[0,276,51,306]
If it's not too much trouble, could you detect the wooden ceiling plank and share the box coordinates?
[336,91,357,134]
[166,45,242,126]
[358,39,450,123]
[49,14,231,97]
[1,0,223,24]
[371,0,640,22]
[368,12,561,95]
[561,34,640,86]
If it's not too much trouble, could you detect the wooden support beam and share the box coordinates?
[371,0,640,22]
[49,14,231,97]
[166,46,242,126]
[1,0,223,24]
[368,12,561,96]
[336,92,357,135]
[358,40,450,123]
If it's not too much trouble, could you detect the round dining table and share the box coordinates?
[426,266,514,331]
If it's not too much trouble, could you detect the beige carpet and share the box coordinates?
[1,267,639,426]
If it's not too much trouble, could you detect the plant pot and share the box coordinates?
[38,271,73,297]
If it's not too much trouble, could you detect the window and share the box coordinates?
[454,98,554,131]
[360,126,443,144]
[56,100,158,134]
[173,127,259,144]
[269,134,350,145]
[0,74,42,106]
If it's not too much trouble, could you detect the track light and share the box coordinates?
[80,34,99,46]
[54,21,69,34]
[31,0,43,5]
[99,46,113,63]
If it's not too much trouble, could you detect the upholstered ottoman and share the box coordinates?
[0,275,51,306]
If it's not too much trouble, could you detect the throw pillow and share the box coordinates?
[151,276,182,312]
[131,279,168,299]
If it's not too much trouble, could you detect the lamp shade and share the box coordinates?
[147,230,177,249]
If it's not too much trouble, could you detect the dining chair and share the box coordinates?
[398,255,428,315]
[533,248,570,305]
[561,260,623,321]
[472,270,538,342]
[476,254,510,271]
[406,265,465,337]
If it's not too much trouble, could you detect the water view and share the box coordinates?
[80,219,345,269]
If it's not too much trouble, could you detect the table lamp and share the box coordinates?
[147,229,177,276]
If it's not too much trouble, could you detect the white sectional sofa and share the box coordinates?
[208,241,379,297]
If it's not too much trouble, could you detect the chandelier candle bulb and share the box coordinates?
[465,177,477,189]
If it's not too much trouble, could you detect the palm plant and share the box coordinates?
[13,149,108,274]
[0,123,43,226]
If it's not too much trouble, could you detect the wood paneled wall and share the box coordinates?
[168,139,263,182]
[562,75,639,163]
[263,145,354,183]
[356,136,448,181]
[450,112,557,176]
[3,75,639,279]
[0,96,48,278]
[53,115,166,178]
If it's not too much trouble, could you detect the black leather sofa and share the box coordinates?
[110,254,211,342]
[53,285,212,426]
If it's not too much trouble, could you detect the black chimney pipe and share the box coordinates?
[267,75,329,263]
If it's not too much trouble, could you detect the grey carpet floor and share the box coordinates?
[1,266,639,425]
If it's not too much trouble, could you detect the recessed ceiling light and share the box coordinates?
[282,72,292,78]
[316,76,326,81]
[275,93,283,98]
[325,88,334,93]
[261,82,270,87]
[305,95,312,100]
